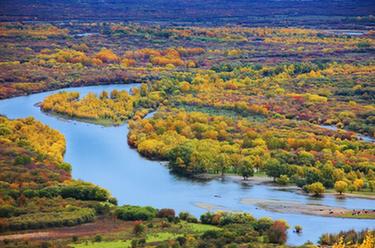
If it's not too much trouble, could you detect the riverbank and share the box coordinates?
[195,173,375,200]
[193,173,273,184]
[1,83,374,245]
[324,191,375,200]
[38,107,124,127]
[240,198,375,219]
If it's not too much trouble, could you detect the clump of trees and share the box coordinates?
[199,211,289,245]
[0,117,117,232]
[0,207,95,232]
[319,229,374,247]
[128,107,375,194]
[115,205,158,221]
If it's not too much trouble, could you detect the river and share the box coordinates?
[0,84,373,245]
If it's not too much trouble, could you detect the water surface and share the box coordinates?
[0,84,373,245]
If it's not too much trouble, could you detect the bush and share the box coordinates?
[178,212,190,220]
[157,208,175,219]
[59,183,111,201]
[33,182,113,202]
[133,221,145,235]
[253,217,273,234]
[319,229,373,245]
[277,175,290,185]
[201,230,222,239]
[176,236,187,246]
[131,238,146,248]
[0,207,95,232]
[0,205,18,218]
[303,182,325,196]
[115,205,158,221]
[295,225,302,233]
[94,235,102,242]
[57,162,72,172]
[267,220,288,244]
[14,155,32,165]
[179,211,198,223]
[200,212,254,226]
[334,180,348,194]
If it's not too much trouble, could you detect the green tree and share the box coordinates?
[304,182,325,196]
[334,180,348,195]
[216,153,231,177]
[265,159,285,181]
[368,180,375,192]
[276,175,290,185]
[294,225,302,233]
[239,157,254,180]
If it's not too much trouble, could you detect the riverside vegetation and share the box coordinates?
[0,1,375,246]
[4,116,371,248]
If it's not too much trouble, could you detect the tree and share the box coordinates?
[265,159,285,181]
[133,221,145,235]
[353,179,364,191]
[334,181,348,195]
[294,225,302,233]
[348,184,356,193]
[267,220,288,244]
[304,182,325,196]
[277,175,290,185]
[368,180,375,192]
[95,48,119,63]
[238,157,254,180]
[216,153,231,177]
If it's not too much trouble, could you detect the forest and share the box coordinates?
[0,116,374,247]
[0,1,374,247]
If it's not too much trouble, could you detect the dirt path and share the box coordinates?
[0,217,133,241]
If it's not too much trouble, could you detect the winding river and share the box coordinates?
[0,84,374,245]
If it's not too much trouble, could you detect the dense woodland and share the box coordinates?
[0,117,117,233]
[34,24,375,196]
[0,117,352,248]
[0,3,374,247]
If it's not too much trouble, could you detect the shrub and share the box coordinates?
[295,225,302,233]
[0,207,95,231]
[219,212,255,226]
[277,175,290,185]
[160,220,171,228]
[253,217,273,234]
[179,212,198,223]
[176,237,187,246]
[157,208,175,219]
[115,205,158,221]
[304,182,325,196]
[201,230,222,240]
[179,212,190,220]
[94,235,102,242]
[200,212,254,226]
[267,220,288,244]
[133,221,145,235]
[14,155,32,165]
[334,180,348,195]
[57,162,72,172]
[0,205,18,218]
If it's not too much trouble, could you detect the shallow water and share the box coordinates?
[0,84,374,245]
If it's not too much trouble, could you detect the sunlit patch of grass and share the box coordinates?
[70,232,182,248]
[181,222,221,233]
[70,240,131,248]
